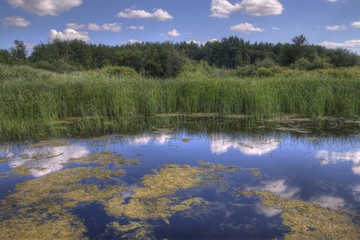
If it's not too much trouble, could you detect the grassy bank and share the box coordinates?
[1,64,360,140]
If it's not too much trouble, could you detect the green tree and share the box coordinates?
[10,40,27,64]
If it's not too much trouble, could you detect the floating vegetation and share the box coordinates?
[247,168,262,177]
[181,138,192,143]
[11,166,32,176]
[0,151,140,239]
[108,221,154,240]
[0,157,10,164]
[27,139,69,148]
[68,151,139,167]
[242,191,360,240]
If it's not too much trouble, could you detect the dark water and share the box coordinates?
[0,128,359,239]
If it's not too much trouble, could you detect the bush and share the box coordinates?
[101,66,139,77]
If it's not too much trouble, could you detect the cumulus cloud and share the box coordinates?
[319,40,360,49]
[116,8,173,21]
[129,25,145,31]
[3,16,30,27]
[49,28,90,42]
[7,0,83,16]
[167,29,181,38]
[272,26,280,31]
[351,21,360,28]
[210,0,241,18]
[88,23,121,32]
[211,0,284,18]
[240,0,283,16]
[66,23,85,30]
[127,39,144,45]
[230,22,263,33]
[326,24,345,31]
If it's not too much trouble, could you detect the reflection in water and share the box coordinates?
[352,184,360,202]
[316,150,360,175]
[310,195,346,210]
[209,135,279,155]
[10,145,89,177]
[127,133,172,145]
[257,179,299,199]
[248,179,299,217]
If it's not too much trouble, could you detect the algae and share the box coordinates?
[242,190,360,240]
[27,139,69,148]
[11,166,31,176]
[0,157,10,164]
[69,151,139,167]
[0,151,140,239]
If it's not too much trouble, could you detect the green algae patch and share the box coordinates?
[104,162,236,223]
[247,168,261,177]
[0,152,140,239]
[11,166,31,176]
[27,139,69,148]
[109,221,154,240]
[69,151,139,167]
[0,157,10,164]
[243,191,360,240]
[0,211,86,240]
[133,164,204,199]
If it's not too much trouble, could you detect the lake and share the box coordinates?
[0,122,359,239]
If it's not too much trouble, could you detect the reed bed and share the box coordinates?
[0,64,359,140]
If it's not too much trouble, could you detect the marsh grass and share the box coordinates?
[1,64,359,140]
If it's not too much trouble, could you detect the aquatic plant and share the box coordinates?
[242,190,360,240]
[1,64,360,140]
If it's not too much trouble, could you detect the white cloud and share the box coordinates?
[127,133,172,145]
[49,28,90,42]
[230,22,263,33]
[327,0,339,2]
[127,39,144,45]
[326,24,345,31]
[7,0,83,16]
[88,23,121,32]
[116,8,173,21]
[319,39,360,48]
[66,23,85,30]
[351,21,360,28]
[129,25,145,31]
[3,16,30,27]
[240,0,284,16]
[168,29,181,38]
[316,150,360,175]
[272,26,280,31]
[210,0,241,18]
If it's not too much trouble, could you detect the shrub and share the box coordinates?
[101,66,139,77]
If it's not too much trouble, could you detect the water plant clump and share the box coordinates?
[27,139,69,148]
[0,151,140,239]
[0,157,10,163]
[242,190,360,240]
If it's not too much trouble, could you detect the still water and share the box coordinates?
[0,127,359,239]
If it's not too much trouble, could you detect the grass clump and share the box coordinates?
[243,191,360,240]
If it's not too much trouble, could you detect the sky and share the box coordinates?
[1,0,360,53]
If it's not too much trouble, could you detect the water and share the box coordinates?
[0,128,359,239]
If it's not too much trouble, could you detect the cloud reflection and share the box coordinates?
[310,195,345,210]
[316,150,360,175]
[248,179,300,217]
[10,145,89,177]
[209,135,279,155]
[127,133,173,146]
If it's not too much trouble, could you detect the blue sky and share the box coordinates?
[1,0,360,53]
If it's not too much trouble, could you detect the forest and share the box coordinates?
[1,35,359,78]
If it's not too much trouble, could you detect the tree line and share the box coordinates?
[1,35,359,77]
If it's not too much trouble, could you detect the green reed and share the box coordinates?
[0,64,359,140]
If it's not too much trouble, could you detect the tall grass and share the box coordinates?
[0,64,359,140]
